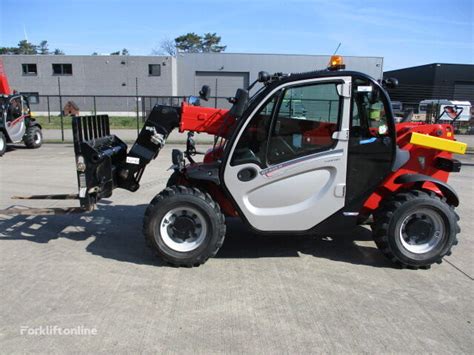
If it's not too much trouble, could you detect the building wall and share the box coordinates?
[1,55,175,113]
[432,64,474,101]
[384,63,474,109]
[1,53,383,112]
[177,53,384,106]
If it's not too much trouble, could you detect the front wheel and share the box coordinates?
[24,126,42,149]
[372,190,460,269]
[143,186,226,267]
[0,131,6,156]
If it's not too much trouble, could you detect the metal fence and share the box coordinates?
[26,94,474,141]
[27,94,233,141]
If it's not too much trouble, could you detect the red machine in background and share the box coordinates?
[0,58,43,156]
[0,58,12,95]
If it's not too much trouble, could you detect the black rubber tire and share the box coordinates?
[372,190,460,269]
[0,131,6,156]
[143,186,226,267]
[24,126,42,149]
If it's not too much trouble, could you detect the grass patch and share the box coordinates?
[34,115,141,129]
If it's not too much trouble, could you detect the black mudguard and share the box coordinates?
[27,118,42,130]
[394,173,459,207]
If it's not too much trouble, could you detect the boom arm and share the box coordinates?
[0,58,11,95]
[73,102,234,211]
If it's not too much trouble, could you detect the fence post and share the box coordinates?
[46,96,51,123]
[136,77,140,136]
[58,77,64,142]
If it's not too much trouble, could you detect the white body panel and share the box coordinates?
[6,119,25,142]
[224,77,351,231]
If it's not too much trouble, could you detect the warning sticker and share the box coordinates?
[357,86,372,92]
[126,156,140,165]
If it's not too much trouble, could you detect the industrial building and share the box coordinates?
[384,63,474,111]
[1,53,383,114]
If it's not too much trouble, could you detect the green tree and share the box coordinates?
[174,32,202,53]
[173,32,226,53]
[201,33,226,52]
[110,51,120,55]
[39,40,49,54]
[0,47,19,54]
[17,40,37,54]
[121,48,129,55]
[0,40,63,55]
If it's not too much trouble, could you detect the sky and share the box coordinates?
[0,0,472,70]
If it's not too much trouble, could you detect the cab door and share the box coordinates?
[223,77,352,231]
[6,95,27,142]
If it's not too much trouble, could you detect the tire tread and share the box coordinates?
[372,189,459,269]
[143,185,226,267]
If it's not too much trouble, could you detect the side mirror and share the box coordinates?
[258,71,270,83]
[382,77,399,89]
[199,85,211,101]
[229,89,249,118]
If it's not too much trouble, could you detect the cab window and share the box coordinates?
[231,94,279,166]
[231,81,342,167]
[267,82,341,165]
[350,80,390,139]
[8,97,23,121]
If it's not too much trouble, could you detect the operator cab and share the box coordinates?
[222,56,397,231]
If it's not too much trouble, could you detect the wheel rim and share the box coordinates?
[34,132,42,144]
[159,206,207,252]
[399,207,445,254]
[0,136,4,151]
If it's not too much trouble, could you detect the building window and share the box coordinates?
[22,64,37,75]
[148,64,161,76]
[52,63,73,75]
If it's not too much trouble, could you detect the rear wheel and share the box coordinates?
[372,190,460,269]
[0,132,6,156]
[24,126,42,149]
[143,186,226,267]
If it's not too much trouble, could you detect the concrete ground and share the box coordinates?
[0,144,473,353]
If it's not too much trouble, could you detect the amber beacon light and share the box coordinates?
[328,55,346,70]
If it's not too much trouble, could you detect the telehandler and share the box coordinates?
[4,56,468,269]
[0,59,43,156]
[0,93,43,156]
